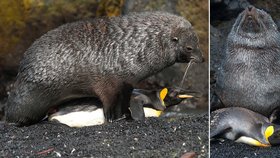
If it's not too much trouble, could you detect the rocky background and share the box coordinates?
[210,0,280,157]
[0,0,209,112]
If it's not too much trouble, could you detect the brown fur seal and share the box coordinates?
[5,12,203,126]
[215,6,280,120]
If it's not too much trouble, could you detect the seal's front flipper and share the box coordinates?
[101,82,133,123]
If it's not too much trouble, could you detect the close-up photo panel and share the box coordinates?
[211,0,280,157]
[0,0,208,157]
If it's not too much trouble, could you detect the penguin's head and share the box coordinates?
[138,87,194,118]
[256,124,275,147]
[150,87,194,110]
[163,87,194,107]
[235,123,274,147]
[255,124,280,147]
[266,125,280,146]
[141,88,169,117]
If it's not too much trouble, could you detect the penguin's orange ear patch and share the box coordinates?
[265,126,274,142]
[160,88,168,102]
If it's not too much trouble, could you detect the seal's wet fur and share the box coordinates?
[5,12,202,126]
[216,6,280,119]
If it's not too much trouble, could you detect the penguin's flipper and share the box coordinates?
[210,109,231,138]
[210,123,231,139]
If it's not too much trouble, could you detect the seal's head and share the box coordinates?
[229,6,280,47]
[171,21,204,63]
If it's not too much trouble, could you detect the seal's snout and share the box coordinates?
[191,56,204,63]
[247,5,254,12]
[191,49,204,63]
[248,6,253,12]
[245,5,257,17]
[238,5,263,33]
[195,55,204,63]
[245,6,257,17]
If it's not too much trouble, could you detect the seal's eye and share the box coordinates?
[186,46,193,51]
[172,37,179,41]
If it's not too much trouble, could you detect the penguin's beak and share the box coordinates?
[177,94,194,99]
[253,140,271,147]
[235,136,271,147]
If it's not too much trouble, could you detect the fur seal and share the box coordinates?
[211,107,280,147]
[215,6,280,120]
[49,87,192,127]
[5,12,203,126]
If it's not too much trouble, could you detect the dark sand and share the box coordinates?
[0,113,208,157]
[211,140,280,158]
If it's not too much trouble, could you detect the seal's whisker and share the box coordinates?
[180,59,193,88]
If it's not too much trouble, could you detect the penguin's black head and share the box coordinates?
[163,87,194,107]
[267,125,280,146]
[143,87,194,110]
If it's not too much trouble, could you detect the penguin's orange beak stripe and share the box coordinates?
[236,136,270,147]
[160,88,168,106]
[265,126,274,142]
